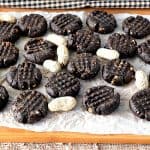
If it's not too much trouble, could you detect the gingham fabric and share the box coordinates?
[88,0,150,8]
[0,0,149,8]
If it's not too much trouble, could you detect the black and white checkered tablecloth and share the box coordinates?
[0,0,149,8]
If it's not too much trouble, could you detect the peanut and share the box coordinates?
[57,45,69,66]
[46,34,67,46]
[96,48,119,60]
[135,70,149,90]
[43,60,61,73]
[48,96,77,112]
[0,14,16,23]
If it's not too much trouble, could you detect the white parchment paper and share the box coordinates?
[0,11,150,135]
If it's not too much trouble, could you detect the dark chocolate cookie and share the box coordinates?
[122,16,150,39]
[83,85,120,115]
[67,53,100,80]
[6,61,42,90]
[13,90,48,124]
[17,14,47,37]
[0,21,20,42]
[50,14,82,35]
[0,41,19,68]
[67,29,101,54]
[86,10,117,34]
[138,40,150,64]
[106,33,137,58]
[24,38,57,64]
[129,88,150,121]
[102,59,135,86]
[45,71,80,98]
[0,85,9,111]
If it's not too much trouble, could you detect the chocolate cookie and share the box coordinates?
[122,16,150,39]
[17,14,47,37]
[6,61,42,90]
[0,21,20,42]
[67,29,101,54]
[24,38,57,64]
[102,59,135,86]
[83,85,120,115]
[138,40,150,64]
[45,71,80,98]
[67,53,100,80]
[106,33,137,58]
[129,88,150,121]
[0,41,19,68]
[0,85,9,111]
[86,10,117,34]
[12,90,48,124]
[50,14,82,35]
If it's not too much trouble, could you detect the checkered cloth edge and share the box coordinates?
[88,0,150,8]
[0,0,150,8]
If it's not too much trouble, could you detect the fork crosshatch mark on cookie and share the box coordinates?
[102,59,135,86]
[17,14,47,37]
[24,38,57,64]
[13,90,48,124]
[0,41,19,68]
[86,10,117,34]
[67,29,101,54]
[83,85,120,115]
[129,88,150,121]
[6,61,42,90]
[45,71,80,98]
[0,21,20,42]
[122,16,150,39]
[67,53,100,80]
[106,33,137,58]
[138,39,150,64]
[50,14,82,35]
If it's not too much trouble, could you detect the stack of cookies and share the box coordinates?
[0,10,150,124]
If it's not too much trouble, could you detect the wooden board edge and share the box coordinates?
[0,8,149,15]
[0,127,150,144]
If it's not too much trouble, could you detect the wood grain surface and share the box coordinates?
[0,8,149,144]
[0,8,149,14]
[1,127,150,144]
[0,143,150,150]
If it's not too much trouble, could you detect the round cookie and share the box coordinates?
[50,14,82,35]
[67,29,101,54]
[0,41,19,68]
[6,61,42,90]
[129,88,150,121]
[138,40,150,64]
[17,14,47,37]
[12,90,48,124]
[67,53,100,80]
[24,38,57,64]
[86,10,117,34]
[122,16,150,39]
[102,59,135,86]
[0,21,20,42]
[106,33,137,58]
[45,71,80,98]
[83,85,120,115]
[0,85,9,111]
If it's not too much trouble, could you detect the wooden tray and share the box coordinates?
[0,8,150,144]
